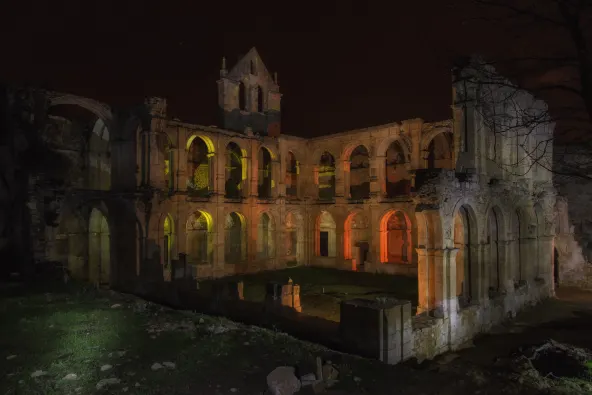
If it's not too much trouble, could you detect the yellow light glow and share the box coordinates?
[186,135,215,154]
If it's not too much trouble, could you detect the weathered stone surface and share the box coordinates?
[266,366,301,395]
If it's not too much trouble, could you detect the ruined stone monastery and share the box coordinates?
[3,48,570,360]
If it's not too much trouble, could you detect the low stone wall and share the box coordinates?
[341,280,552,365]
[366,262,418,277]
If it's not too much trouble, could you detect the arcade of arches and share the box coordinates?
[16,60,560,364]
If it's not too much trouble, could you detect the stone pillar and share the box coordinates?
[370,156,382,197]
[416,248,431,314]
[334,161,344,198]
[243,155,252,198]
[432,248,459,316]
[215,206,226,275]
[343,160,351,199]
[340,299,413,364]
[520,237,537,281]
[272,159,281,198]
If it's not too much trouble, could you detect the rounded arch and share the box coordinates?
[186,210,214,265]
[257,146,274,198]
[187,136,215,196]
[285,210,304,265]
[423,129,454,169]
[225,211,247,263]
[315,210,337,257]
[379,210,413,264]
[285,150,299,198]
[453,203,479,304]
[186,134,215,154]
[344,209,370,268]
[257,211,276,259]
[49,94,113,127]
[376,136,412,159]
[346,145,370,200]
[384,139,412,197]
[486,206,505,293]
[341,143,370,162]
[318,151,336,201]
[225,141,247,198]
[89,207,111,286]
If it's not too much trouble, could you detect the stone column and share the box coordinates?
[343,160,351,199]
[416,248,431,314]
[215,206,226,275]
[335,161,344,198]
[432,248,459,316]
[271,159,281,198]
[370,156,382,198]
[520,237,537,282]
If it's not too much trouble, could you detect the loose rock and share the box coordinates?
[96,378,120,390]
[151,362,163,371]
[267,366,301,395]
[111,304,122,308]
[100,364,112,371]
[63,373,78,381]
[6,355,17,360]
[163,361,176,369]
[30,370,47,378]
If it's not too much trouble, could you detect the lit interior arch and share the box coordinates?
[186,210,214,264]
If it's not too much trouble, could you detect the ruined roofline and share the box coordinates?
[307,118,453,141]
[166,119,306,142]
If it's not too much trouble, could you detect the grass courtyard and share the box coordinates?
[1,280,591,395]
[199,267,419,322]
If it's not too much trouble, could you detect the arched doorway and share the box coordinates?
[285,151,299,199]
[225,212,247,263]
[380,211,412,264]
[345,211,370,270]
[316,211,336,257]
[225,142,244,199]
[425,132,453,169]
[89,208,110,286]
[258,147,273,198]
[348,145,370,200]
[186,211,213,265]
[285,211,304,266]
[257,212,275,259]
[318,152,336,201]
[385,140,410,197]
[187,136,214,197]
[454,205,478,306]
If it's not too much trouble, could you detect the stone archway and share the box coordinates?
[424,131,453,169]
[318,152,336,201]
[225,212,247,263]
[258,147,273,198]
[187,136,215,197]
[380,211,412,264]
[186,211,214,265]
[454,204,479,305]
[486,206,505,294]
[344,211,370,270]
[316,211,336,257]
[89,208,110,286]
[257,212,276,259]
[225,142,245,199]
[284,211,304,266]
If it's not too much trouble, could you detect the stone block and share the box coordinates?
[340,298,412,365]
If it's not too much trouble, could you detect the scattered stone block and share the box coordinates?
[266,366,301,395]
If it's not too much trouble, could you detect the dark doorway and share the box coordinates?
[320,231,329,257]
[356,241,369,271]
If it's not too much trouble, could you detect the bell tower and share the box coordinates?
[217,47,282,136]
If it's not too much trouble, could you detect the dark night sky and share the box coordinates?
[1,1,525,137]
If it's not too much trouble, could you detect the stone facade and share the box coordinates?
[3,51,560,362]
